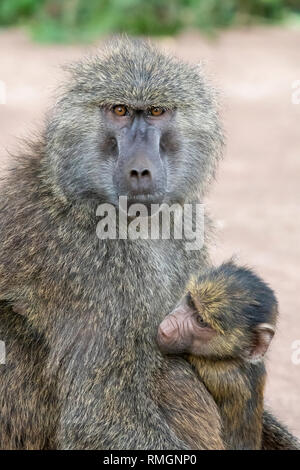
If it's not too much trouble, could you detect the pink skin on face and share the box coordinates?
[157,303,217,356]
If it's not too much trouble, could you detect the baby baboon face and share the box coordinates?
[157,292,218,356]
[157,263,278,362]
[157,290,275,362]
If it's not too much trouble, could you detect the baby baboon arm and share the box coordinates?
[262,410,300,450]
[154,357,225,450]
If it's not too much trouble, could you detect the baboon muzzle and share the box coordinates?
[157,314,188,355]
[113,117,166,204]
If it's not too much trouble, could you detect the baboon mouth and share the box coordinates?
[126,192,166,207]
[157,331,187,355]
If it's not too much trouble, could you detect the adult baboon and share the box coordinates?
[0,38,297,449]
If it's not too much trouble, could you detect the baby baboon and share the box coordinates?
[157,261,289,449]
[0,38,298,449]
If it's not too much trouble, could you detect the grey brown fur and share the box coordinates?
[0,37,297,449]
[0,38,223,450]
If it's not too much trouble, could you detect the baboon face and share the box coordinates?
[102,104,176,208]
[157,293,275,363]
[46,39,223,207]
[157,263,278,361]
[157,293,218,357]
[157,291,251,359]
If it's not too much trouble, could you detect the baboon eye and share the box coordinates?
[196,314,210,329]
[150,107,164,117]
[113,105,128,116]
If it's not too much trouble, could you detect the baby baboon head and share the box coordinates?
[157,262,278,363]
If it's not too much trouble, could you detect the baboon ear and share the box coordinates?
[246,323,275,363]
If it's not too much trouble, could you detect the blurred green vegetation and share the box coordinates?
[0,0,299,42]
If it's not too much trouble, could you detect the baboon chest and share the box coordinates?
[5,235,204,448]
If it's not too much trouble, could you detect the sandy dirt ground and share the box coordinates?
[0,26,299,440]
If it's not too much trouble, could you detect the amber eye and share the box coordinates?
[150,107,164,117]
[196,314,210,328]
[113,105,127,116]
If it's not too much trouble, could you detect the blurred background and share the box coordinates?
[0,0,300,440]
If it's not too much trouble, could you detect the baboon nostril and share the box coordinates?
[129,169,151,179]
[127,166,154,193]
[141,169,151,178]
[130,169,139,179]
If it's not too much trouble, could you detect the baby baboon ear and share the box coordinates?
[247,323,275,363]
